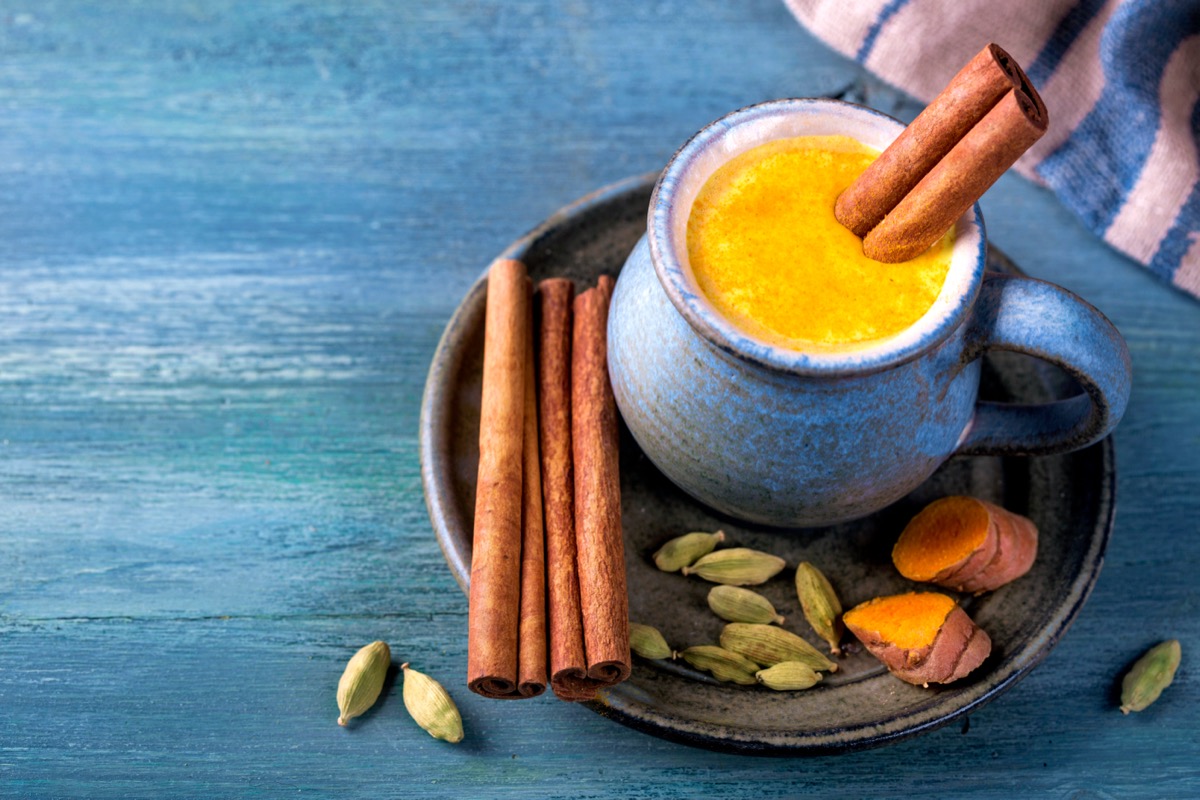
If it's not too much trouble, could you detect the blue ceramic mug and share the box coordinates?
[607,98,1132,527]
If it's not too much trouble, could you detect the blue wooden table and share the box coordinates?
[3,3,1196,797]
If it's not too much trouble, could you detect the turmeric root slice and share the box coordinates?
[892,496,1038,593]
[843,592,991,686]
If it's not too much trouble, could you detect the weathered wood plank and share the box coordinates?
[1,0,1196,797]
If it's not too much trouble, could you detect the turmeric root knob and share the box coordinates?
[843,592,991,686]
[892,496,1038,593]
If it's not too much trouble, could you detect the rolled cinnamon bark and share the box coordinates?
[467,258,528,699]
[537,278,603,702]
[571,275,631,687]
[835,44,1021,237]
[517,285,547,698]
[834,43,1048,263]
[863,88,1047,262]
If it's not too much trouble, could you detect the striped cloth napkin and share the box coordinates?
[784,0,1200,298]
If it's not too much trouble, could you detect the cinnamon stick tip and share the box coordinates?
[834,188,877,239]
[985,42,1010,63]
[862,237,921,264]
[587,661,632,684]
[1015,88,1049,132]
[987,42,1048,129]
[517,681,547,698]
[469,676,517,697]
[489,257,527,280]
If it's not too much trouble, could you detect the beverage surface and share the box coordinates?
[686,135,955,352]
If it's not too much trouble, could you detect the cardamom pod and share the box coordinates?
[755,661,823,691]
[794,562,844,655]
[719,622,837,672]
[653,530,725,572]
[681,547,785,586]
[707,585,785,625]
[1120,639,1181,714]
[629,622,674,660]
[336,640,391,726]
[680,645,759,685]
[401,663,464,743]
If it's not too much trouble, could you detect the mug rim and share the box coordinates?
[648,97,988,376]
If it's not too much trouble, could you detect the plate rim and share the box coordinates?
[418,173,1116,755]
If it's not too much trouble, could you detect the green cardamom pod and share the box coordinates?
[1120,640,1181,714]
[402,663,464,743]
[653,530,725,572]
[755,661,823,691]
[794,562,844,655]
[719,622,837,672]
[629,622,674,660]
[680,645,759,685]
[707,585,785,625]
[681,547,785,586]
[336,640,391,726]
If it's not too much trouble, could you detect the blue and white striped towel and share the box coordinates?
[785,0,1200,298]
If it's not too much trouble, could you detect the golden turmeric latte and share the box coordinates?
[686,135,955,351]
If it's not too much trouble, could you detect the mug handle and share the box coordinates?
[955,271,1132,456]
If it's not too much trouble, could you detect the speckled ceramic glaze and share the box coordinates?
[608,99,1132,527]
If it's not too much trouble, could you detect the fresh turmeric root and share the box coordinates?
[892,496,1038,594]
[843,592,991,686]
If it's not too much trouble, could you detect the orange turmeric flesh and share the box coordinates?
[842,592,956,650]
[892,496,990,581]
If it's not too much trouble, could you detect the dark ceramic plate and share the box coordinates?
[419,174,1115,755]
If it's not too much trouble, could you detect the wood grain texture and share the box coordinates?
[0,1,1196,798]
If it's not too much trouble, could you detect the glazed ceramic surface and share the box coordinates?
[419,175,1115,755]
[606,99,1132,527]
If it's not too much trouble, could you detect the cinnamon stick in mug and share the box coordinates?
[834,43,1048,262]
[517,285,547,698]
[467,258,528,699]
[864,86,1046,262]
[572,275,631,688]
[537,278,603,702]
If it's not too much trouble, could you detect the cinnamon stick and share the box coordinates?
[835,43,1048,263]
[537,278,602,702]
[468,258,528,699]
[517,283,547,698]
[864,88,1046,262]
[571,274,631,688]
